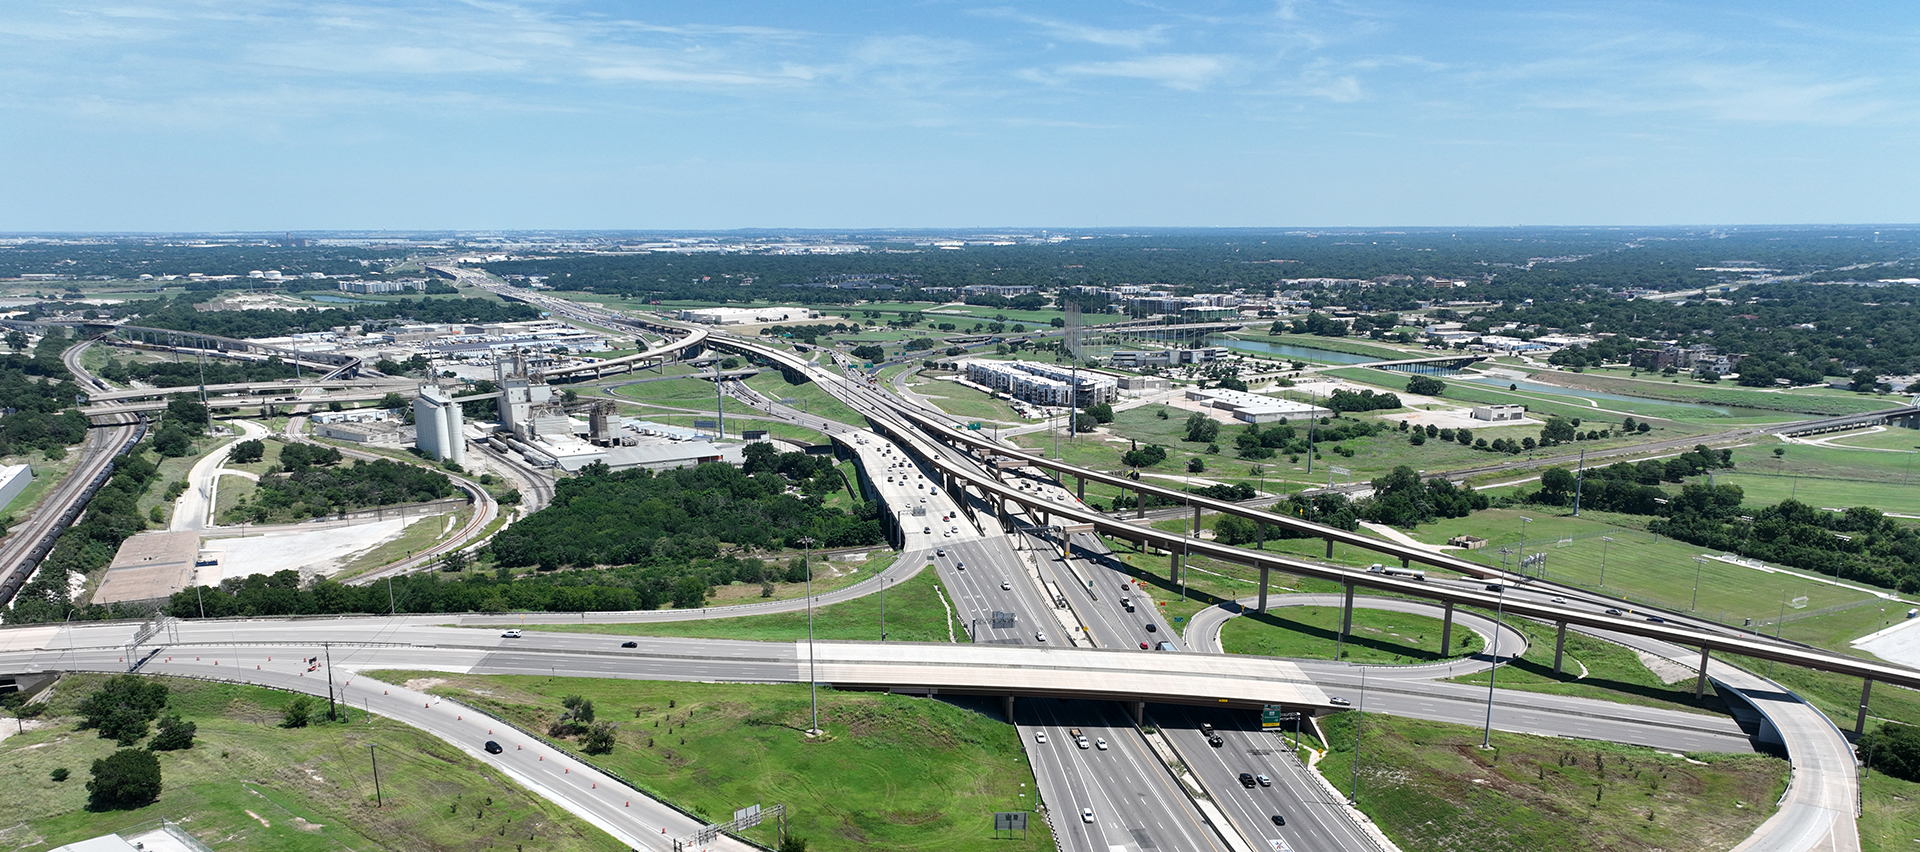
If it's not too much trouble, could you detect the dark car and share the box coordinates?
[1605,608,1625,616]
[620,641,638,648]
[1238,773,1257,788]
[1144,623,1157,633]
[1645,616,1666,624]
[1271,814,1286,827]
[1208,735,1224,748]
[484,740,503,754]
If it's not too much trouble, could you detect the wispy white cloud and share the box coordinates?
[1053,54,1230,90]
[973,8,1168,48]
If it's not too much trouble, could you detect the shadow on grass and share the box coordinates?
[1468,647,1733,716]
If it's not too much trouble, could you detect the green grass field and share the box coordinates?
[1859,770,1920,852]
[1448,616,1730,715]
[370,674,1054,852]
[1531,369,1895,416]
[1221,332,1416,361]
[522,564,960,643]
[1818,427,1920,452]
[1313,713,1787,852]
[1326,366,1740,426]
[607,377,758,415]
[741,369,869,427]
[912,379,1024,423]
[8,674,606,852]
[1220,604,1484,663]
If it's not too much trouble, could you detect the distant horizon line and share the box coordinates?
[1,223,1916,237]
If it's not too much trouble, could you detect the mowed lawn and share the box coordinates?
[374,674,1054,852]
[3,675,606,852]
[1315,713,1787,852]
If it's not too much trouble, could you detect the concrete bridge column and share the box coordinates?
[1170,551,1182,584]
[1077,476,1086,501]
[1325,538,1334,559]
[1552,622,1568,674]
[1257,564,1270,614]
[1192,504,1202,534]
[1401,556,1410,569]
[1440,602,1454,655]
[1136,491,1146,519]
[1127,701,1144,725]
[1255,522,1264,550]
[1335,581,1355,660]
[1857,678,1874,736]
[1003,695,1016,722]
[1695,647,1712,701]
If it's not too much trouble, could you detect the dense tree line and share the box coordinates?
[96,354,302,388]
[1858,722,1920,782]
[1327,388,1402,412]
[488,452,880,572]
[226,456,455,523]
[10,443,165,623]
[0,333,88,459]
[1234,418,1385,460]
[60,294,537,339]
[1652,496,1920,593]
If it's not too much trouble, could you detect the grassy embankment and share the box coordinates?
[522,563,961,643]
[369,673,1053,852]
[1,674,607,852]
[1220,605,1484,664]
[1313,713,1787,852]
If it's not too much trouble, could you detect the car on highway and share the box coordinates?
[1605,608,1625,616]
[620,641,638,648]
[957,562,965,570]
[1551,596,1567,604]
[1270,814,1286,827]
[937,548,945,557]
[1646,616,1666,623]
[1329,697,1352,706]
[1035,731,1048,744]
[923,527,931,534]
[1035,632,1048,643]
[1139,642,1149,649]
[1001,581,1011,590]
[1208,735,1224,747]
[1095,738,1107,750]
[1081,808,1094,823]
[1144,623,1157,633]
[501,629,522,639]
[484,740,503,754]
[1256,774,1271,787]
[1155,641,1175,651]
[1238,773,1257,788]
[1076,736,1090,749]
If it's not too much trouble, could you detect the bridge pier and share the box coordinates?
[1003,695,1016,723]
[1135,490,1145,520]
[1170,551,1183,584]
[1401,556,1410,570]
[1192,503,1202,534]
[1334,582,1354,660]
[1127,700,1144,725]
[1552,622,1567,674]
[1440,602,1454,655]
[1324,538,1334,559]
[1077,476,1085,501]
[1257,564,1270,614]
[1858,678,1874,736]
[1696,647,1711,700]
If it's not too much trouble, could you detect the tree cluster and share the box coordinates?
[227,457,454,524]
[1327,388,1401,412]
[0,333,88,459]
[10,443,165,623]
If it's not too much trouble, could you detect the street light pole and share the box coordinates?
[1691,556,1707,611]
[1598,536,1613,589]
[1516,516,1532,577]
[1482,591,1506,750]
[801,535,818,736]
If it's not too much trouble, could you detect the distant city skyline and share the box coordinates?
[2,1,1916,230]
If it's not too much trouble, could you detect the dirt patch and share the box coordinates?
[403,677,448,691]
[291,817,325,832]
[244,810,271,828]
[1635,651,1696,685]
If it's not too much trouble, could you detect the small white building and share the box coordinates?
[0,464,34,511]
[1471,404,1526,422]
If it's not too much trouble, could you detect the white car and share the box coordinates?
[1035,632,1048,643]
[1076,736,1090,750]
[1034,731,1048,744]
[1001,581,1012,590]
[1551,596,1567,604]
[1082,808,1094,823]
[501,629,522,638]
[1095,738,1108,751]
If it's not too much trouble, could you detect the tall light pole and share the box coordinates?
[880,577,888,642]
[801,535,819,736]
[1350,667,1367,804]
[1598,536,1613,589]
[1516,516,1532,578]
[1691,556,1708,611]
[1482,589,1507,750]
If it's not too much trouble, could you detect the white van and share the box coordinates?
[501,629,522,639]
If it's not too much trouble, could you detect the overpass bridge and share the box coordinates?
[85,377,413,404]
[1353,353,1488,373]
[1764,405,1920,437]
[712,331,1920,721]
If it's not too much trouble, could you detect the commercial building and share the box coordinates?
[0,463,33,511]
[677,306,816,325]
[412,384,465,465]
[1471,404,1526,422]
[1185,388,1331,424]
[339,279,427,294]
[1109,347,1229,369]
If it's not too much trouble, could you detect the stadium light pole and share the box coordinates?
[1598,536,1614,589]
[801,535,819,736]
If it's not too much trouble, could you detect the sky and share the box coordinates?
[1,1,1917,231]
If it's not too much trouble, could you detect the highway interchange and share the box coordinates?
[0,274,1905,852]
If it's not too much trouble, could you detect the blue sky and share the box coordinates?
[1,1,1916,230]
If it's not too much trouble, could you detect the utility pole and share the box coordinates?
[1350,667,1367,804]
[1482,591,1506,749]
[801,536,819,736]
[369,744,383,807]
[386,574,395,615]
[324,642,337,721]
[1573,449,1585,516]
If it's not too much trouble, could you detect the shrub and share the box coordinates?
[87,749,162,810]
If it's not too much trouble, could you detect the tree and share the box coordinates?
[1540,417,1577,445]
[581,721,617,755]
[77,675,170,746]
[87,749,162,810]
[164,398,209,435]
[1857,722,1920,781]
[1183,412,1220,443]
[378,392,408,411]
[850,345,884,362]
[561,695,596,724]
[148,714,196,751]
[1187,457,1205,473]
[229,439,265,464]
[1213,514,1259,545]
[1121,445,1168,468]
[1087,402,1115,424]
[152,426,193,458]
[778,836,810,852]
[1406,375,1446,396]
[281,695,313,728]
[1536,467,1576,505]
[5,330,27,352]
